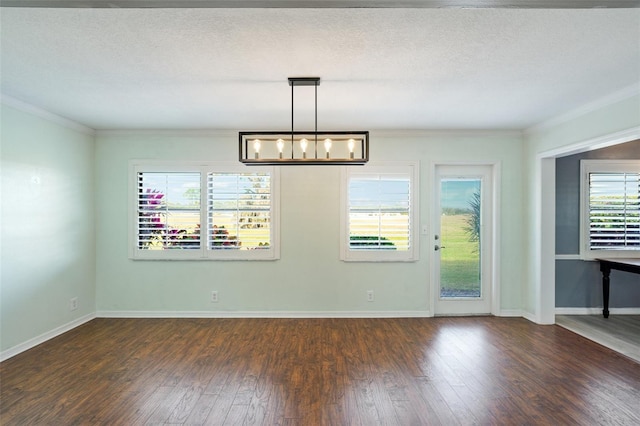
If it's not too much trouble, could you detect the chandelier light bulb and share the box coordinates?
[253,139,261,159]
[276,138,285,159]
[324,138,332,159]
[300,138,308,159]
[348,138,355,159]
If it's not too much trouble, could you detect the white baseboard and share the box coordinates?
[96,310,434,318]
[0,313,96,362]
[521,310,538,323]
[556,307,640,315]
[554,254,582,260]
[3,308,554,362]
[497,309,524,317]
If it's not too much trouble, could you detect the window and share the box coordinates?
[208,172,272,251]
[137,171,201,252]
[340,162,419,261]
[580,160,640,259]
[130,162,279,260]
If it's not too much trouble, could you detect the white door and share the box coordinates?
[433,165,493,315]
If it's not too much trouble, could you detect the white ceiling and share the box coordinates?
[1,6,639,130]
[3,1,640,7]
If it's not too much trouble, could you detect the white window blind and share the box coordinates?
[588,172,640,250]
[348,174,411,251]
[131,162,279,261]
[136,172,201,250]
[341,163,418,262]
[208,173,272,250]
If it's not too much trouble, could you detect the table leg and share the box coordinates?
[600,264,610,319]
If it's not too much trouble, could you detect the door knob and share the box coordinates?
[434,245,446,251]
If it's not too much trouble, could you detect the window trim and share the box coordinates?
[340,161,419,262]
[579,159,640,260]
[129,161,280,261]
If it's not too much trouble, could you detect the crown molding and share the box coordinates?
[371,129,524,138]
[95,129,523,139]
[1,94,95,136]
[524,83,640,136]
[536,125,640,158]
[95,129,238,137]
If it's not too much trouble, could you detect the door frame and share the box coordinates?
[429,161,501,317]
[533,126,640,324]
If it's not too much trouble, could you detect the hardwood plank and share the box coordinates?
[222,403,249,425]
[165,384,205,424]
[351,379,382,425]
[332,351,362,426]
[143,385,188,425]
[131,385,176,425]
[243,379,272,425]
[203,361,250,425]
[415,377,461,425]
[260,383,286,426]
[390,399,424,425]
[1,317,640,425]
[430,378,479,425]
[183,393,219,425]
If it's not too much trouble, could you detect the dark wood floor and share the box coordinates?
[1,317,639,425]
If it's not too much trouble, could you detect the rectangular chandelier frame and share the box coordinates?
[239,77,369,166]
[239,131,369,165]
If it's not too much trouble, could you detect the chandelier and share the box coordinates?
[239,77,369,165]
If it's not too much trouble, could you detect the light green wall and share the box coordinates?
[95,131,524,314]
[1,104,96,352]
[2,90,636,353]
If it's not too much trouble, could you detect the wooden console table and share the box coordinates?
[597,258,640,318]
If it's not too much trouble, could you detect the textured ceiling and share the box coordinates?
[1,7,639,130]
[3,1,640,7]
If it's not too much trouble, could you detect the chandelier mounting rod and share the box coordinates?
[289,77,320,160]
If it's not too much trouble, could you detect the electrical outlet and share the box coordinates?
[367,290,374,302]
[211,291,219,303]
[70,297,78,311]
